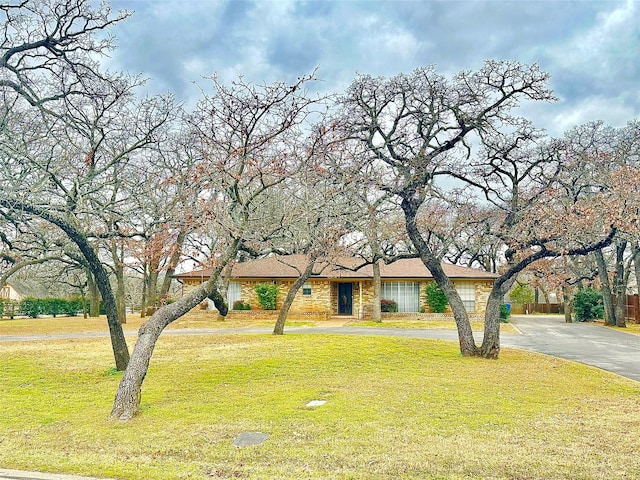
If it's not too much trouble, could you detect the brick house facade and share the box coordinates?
[175,255,498,319]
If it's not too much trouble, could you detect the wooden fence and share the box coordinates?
[523,294,640,323]
[626,294,640,324]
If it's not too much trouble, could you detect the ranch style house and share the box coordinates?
[175,254,498,319]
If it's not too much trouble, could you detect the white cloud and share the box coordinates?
[545,96,638,135]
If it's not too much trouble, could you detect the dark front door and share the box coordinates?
[338,283,353,315]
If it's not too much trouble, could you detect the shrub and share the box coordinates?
[573,287,604,322]
[62,297,83,316]
[43,297,67,317]
[510,283,534,304]
[233,300,251,310]
[20,297,42,318]
[425,281,448,313]
[500,304,510,322]
[1,300,17,319]
[254,283,278,310]
[380,298,398,312]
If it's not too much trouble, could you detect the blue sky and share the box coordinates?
[106,0,639,136]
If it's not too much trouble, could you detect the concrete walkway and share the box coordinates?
[2,314,639,480]
[0,469,104,480]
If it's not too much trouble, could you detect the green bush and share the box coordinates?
[500,304,510,322]
[254,283,278,310]
[43,297,67,317]
[573,287,604,322]
[62,297,83,316]
[1,300,17,319]
[232,300,251,310]
[20,297,42,318]
[510,283,534,304]
[380,299,398,312]
[425,281,448,313]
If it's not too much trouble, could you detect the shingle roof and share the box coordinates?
[175,254,498,280]
[5,279,51,298]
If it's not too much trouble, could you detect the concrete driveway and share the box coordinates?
[504,315,640,382]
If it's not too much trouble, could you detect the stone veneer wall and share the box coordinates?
[474,281,494,316]
[239,279,332,314]
[180,277,494,317]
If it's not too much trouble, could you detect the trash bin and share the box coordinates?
[505,303,511,314]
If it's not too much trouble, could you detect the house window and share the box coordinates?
[454,281,476,313]
[381,282,420,312]
[302,283,312,296]
[227,281,241,306]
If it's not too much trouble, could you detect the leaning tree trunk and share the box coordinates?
[401,197,478,356]
[480,290,503,359]
[273,260,315,335]
[480,276,516,359]
[111,241,238,421]
[0,200,130,369]
[372,260,382,323]
[111,277,229,420]
[595,249,616,326]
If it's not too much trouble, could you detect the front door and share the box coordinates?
[338,283,353,315]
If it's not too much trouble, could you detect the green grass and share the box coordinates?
[2,332,640,479]
[0,311,314,336]
[601,321,640,335]
[349,318,520,334]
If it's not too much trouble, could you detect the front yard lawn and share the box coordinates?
[1,332,639,479]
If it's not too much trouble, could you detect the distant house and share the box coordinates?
[0,280,50,302]
[175,254,498,318]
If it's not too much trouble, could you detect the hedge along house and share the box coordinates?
[174,254,498,320]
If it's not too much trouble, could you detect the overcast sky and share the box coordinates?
[106,0,638,136]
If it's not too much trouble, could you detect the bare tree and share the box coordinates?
[0,0,175,369]
[338,61,557,357]
[110,73,325,420]
[559,121,640,327]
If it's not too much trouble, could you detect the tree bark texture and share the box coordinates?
[87,271,101,318]
[110,279,226,420]
[562,286,573,323]
[480,290,503,359]
[114,263,127,324]
[595,249,616,326]
[273,260,315,335]
[372,261,382,323]
[613,241,627,328]
[401,198,478,356]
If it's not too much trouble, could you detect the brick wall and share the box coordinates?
[181,277,493,317]
[237,279,332,314]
